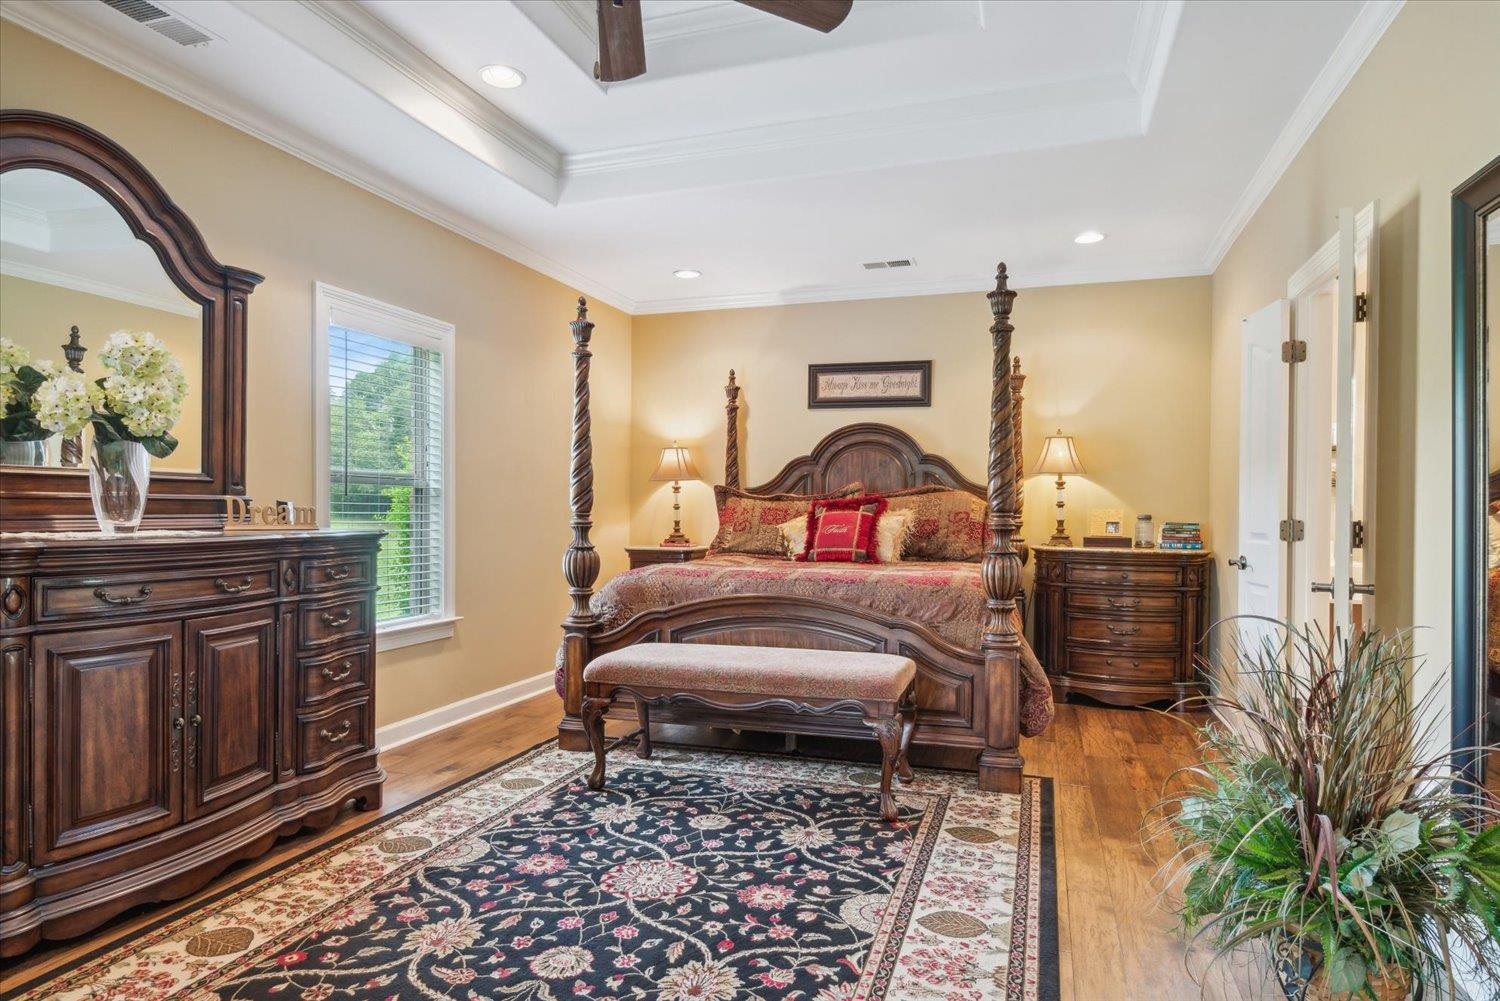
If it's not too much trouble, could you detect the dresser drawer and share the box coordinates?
[1067,590,1180,614]
[1067,650,1177,682]
[296,698,372,773]
[299,645,371,707]
[1068,613,1180,648]
[1065,564,1181,587]
[37,564,278,621]
[299,554,374,594]
[299,595,372,650]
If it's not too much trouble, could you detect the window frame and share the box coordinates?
[313,282,459,652]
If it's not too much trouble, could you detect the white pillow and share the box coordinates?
[777,514,810,559]
[875,508,914,563]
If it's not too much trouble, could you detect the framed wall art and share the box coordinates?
[807,360,932,409]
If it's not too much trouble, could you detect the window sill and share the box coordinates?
[377,615,461,653]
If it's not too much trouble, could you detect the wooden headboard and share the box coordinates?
[745,423,985,497]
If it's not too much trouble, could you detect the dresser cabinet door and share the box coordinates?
[32,622,183,865]
[185,608,278,820]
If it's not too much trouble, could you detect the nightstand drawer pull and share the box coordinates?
[1105,658,1142,669]
[214,575,254,594]
[325,564,351,581]
[319,720,353,744]
[320,609,353,628]
[1107,597,1140,610]
[94,585,152,606]
[321,661,353,682]
[1106,624,1141,637]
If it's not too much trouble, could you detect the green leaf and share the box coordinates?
[0,413,50,441]
[138,433,177,459]
[1380,811,1420,855]
[1323,947,1367,995]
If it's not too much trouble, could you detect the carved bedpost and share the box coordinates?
[724,369,741,489]
[979,264,1024,793]
[559,297,600,751]
[1011,356,1025,533]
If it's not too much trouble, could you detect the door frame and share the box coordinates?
[1452,156,1500,791]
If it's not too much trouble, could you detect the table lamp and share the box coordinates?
[650,442,701,546]
[1034,429,1085,546]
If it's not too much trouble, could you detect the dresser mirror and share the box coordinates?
[0,110,260,530]
[1453,155,1500,797]
[0,167,204,473]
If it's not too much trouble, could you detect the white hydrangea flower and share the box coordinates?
[0,336,29,409]
[33,373,96,438]
[96,330,188,441]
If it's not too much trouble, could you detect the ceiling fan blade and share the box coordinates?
[596,0,646,82]
[734,0,854,33]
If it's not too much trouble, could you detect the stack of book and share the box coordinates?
[1159,522,1204,550]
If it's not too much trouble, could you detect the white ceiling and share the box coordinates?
[1,0,1402,313]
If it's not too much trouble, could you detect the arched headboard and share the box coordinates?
[745,422,986,498]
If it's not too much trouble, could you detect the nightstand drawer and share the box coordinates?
[299,595,372,650]
[299,645,371,707]
[296,698,372,773]
[1068,590,1180,614]
[1068,613,1180,648]
[300,554,374,594]
[1066,564,1181,587]
[1068,650,1176,681]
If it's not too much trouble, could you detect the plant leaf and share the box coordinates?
[1380,811,1420,854]
[1324,947,1367,995]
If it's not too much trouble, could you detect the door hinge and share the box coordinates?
[1281,339,1307,363]
[1353,292,1369,323]
[1351,519,1366,549]
[1279,518,1305,542]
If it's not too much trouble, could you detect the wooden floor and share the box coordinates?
[4,694,1270,999]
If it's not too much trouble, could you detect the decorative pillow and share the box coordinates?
[797,495,888,563]
[709,482,863,556]
[776,514,808,559]
[885,485,988,561]
[874,508,915,563]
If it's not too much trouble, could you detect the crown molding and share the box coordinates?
[1203,0,1403,271]
[0,1,637,313]
[631,259,1211,315]
[1127,0,1184,132]
[1,259,200,316]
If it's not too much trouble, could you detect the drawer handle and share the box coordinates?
[1107,624,1141,636]
[320,609,353,628]
[326,564,351,581]
[214,575,254,594]
[1107,597,1140,610]
[320,720,353,744]
[1106,658,1143,669]
[321,661,354,682]
[94,584,152,606]
[1118,572,1131,581]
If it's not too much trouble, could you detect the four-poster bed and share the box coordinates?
[558,264,1039,793]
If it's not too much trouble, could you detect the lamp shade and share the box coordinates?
[1034,429,1085,476]
[650,443,700,482]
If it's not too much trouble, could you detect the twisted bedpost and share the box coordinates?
[979,264,1024,793]
[1011,356,1029,569]
[559,297,600,752]
[724,369,741,490]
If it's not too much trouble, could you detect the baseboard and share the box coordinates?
[376,670,555,751]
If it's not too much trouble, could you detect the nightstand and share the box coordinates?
[1032,546,1212,709]
[626,545,709,569]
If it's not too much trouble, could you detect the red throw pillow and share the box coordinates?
[797,495,888,563]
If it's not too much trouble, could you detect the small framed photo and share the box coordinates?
[1088,508,1125,537]
[808,361,932,409]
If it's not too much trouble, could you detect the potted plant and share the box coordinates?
[1149,623,1499,1000]
[1,332,187,533]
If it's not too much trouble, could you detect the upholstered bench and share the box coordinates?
[581,643,917,820]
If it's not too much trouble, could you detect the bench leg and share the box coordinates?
[634,697,653,759]
[896,699,916,784]
[866,715,902,822]
[582,695,612,791]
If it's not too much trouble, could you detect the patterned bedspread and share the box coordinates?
[572,554,1054,735]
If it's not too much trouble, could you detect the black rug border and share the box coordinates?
[5,739,1062,1000]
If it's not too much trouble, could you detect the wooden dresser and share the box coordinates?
[1031,546,1212,709]
[0,530,383,955]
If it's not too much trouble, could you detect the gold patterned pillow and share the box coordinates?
[709,483,863,557]
[885,485,988,561]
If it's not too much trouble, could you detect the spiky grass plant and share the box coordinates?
[1147,621,1500,999]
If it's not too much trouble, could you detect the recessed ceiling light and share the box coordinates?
[479,65,525,89]
[1074,230,1105,245]
[673,269,701,279]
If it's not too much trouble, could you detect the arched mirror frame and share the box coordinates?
[0,109,261,531]
[1452,154,1500,793]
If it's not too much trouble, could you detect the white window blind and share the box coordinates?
[326,324,445,625]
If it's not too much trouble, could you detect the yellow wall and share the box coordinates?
[1207,1,1500,713]
[630,277,1214,567]
[0,22,634,728]
[0,274,204,472]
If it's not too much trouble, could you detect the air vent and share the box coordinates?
[862,259,915,270]
[100,0,216,46]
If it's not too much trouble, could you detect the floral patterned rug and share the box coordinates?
[13,741,1057,1001]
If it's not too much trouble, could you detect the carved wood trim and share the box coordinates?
[559,298,599,743]
[746,422,986,498]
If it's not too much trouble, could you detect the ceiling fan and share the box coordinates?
[595,0,855,82]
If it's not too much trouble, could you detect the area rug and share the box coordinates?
[13,741,1058,1001]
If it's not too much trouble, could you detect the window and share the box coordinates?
[314,283,457,650]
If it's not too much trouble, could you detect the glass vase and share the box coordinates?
[88,439,150,535]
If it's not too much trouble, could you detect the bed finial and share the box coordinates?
[560,296,599,751]
[725,369,742,489]
[575,295,588,319]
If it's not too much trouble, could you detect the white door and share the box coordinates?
[1235,299,1292,636]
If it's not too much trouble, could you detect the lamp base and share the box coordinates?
[1048,532,1073,547]
[659,531,694,547]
